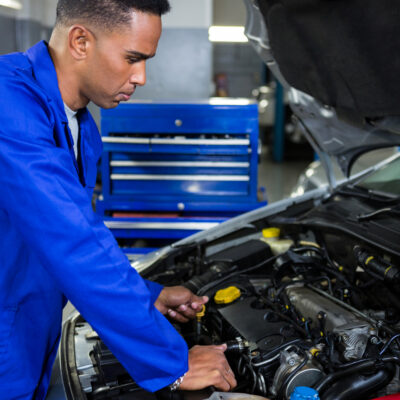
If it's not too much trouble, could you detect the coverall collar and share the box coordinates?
[25,40,68,123]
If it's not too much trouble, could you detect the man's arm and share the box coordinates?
[0,77,236,393]
[144,279,164,304]
[0,78,188,392]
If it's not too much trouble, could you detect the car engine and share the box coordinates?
[61,223,400,400]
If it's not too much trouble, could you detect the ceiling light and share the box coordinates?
[0,0,22,10]
[209,97,251,106]
[208,26,248,43]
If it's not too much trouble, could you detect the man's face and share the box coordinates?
[81,11,161,109]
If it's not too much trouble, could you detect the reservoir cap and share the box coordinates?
[214,286,241,304]
[290,386,319,400]
[262,227,280,238]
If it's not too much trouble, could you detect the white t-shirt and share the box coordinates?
[63,103,79,159]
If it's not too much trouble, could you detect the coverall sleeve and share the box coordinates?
[144,280,164,304]
[0,79,188,392]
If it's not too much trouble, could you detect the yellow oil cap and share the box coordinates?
[262,227,280,238]
[196,305,206,321]
[310,348,320,357]
[214,286,241,304]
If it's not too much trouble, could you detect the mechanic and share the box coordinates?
[0,0,237,398]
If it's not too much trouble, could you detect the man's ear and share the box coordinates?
[67,25,94,60]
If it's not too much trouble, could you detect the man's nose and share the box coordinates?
[130,61,146,86]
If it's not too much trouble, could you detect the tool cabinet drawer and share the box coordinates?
[98,100,263,215]
[101,100,258,135]
[102,135,251,155]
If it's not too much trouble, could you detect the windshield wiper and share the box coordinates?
[336,185,400,221]
[336,185,400,204]
[357,206,400,221]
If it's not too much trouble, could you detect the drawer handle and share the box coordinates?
[175,119,183,127]
[104,221,219,230]
[110,161,250,168]
[102,137,249,146]
[110,174,249,181]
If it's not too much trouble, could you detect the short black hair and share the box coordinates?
[55,0,170,30]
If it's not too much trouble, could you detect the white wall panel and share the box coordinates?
[0,4,19,17]
[213,0,246,26]
[42,0,56,28]
[163,0,212,28]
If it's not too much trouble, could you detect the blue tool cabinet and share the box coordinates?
[96,100,265,242]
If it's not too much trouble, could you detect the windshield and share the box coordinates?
[356,154,400,195]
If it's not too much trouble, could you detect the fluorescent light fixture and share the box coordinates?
[209,97,251,106]
[208,26,248,43]
[0,0,22,10]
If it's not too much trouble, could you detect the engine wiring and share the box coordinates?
[146,231,400,399]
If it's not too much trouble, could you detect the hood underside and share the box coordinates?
[244,0,400,176]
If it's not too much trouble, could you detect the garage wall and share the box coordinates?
[0,13,17,54]
[213,0,246,26]
[0,0,213,127]
[0,0,257,101]
[0,0,56,54]
[213,43,264,98]
[134,0,212,100]
[212,0,264,97]
[133,28,212,100]
[0,0,214,130]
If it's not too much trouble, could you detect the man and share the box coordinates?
[0,0,237,398]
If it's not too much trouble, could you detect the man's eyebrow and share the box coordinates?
[124,50,155,60]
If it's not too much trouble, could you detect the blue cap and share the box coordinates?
[290,386,319,400]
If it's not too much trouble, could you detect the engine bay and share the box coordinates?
[62,210,400,400]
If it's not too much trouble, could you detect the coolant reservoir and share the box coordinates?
[260,227,294,255]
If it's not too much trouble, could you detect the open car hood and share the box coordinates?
[244,0,400,182]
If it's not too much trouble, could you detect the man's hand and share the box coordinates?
[154,286,208,323]
[179,344,237,392]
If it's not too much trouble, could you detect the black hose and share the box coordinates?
[251,339,303,367]
[318,359,375,389]
[237,354,258,393]
[336,355,400,370]
[322,364,395,400]
[290,244,354,295]
[385,290,400,313]
[380,333,400,356]
[197,255,278,296]
[335,357,376,370]
[326,333,335,367]
[259,295,308,337]
[291,246,325,255]
[313,234,354,288]
[315,356,400,393]
[183,264,232,293]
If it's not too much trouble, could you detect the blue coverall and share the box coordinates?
[0,41,188,399]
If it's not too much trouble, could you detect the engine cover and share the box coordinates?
[217,296,299,351]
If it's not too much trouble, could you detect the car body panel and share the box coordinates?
[244,0,400,178]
